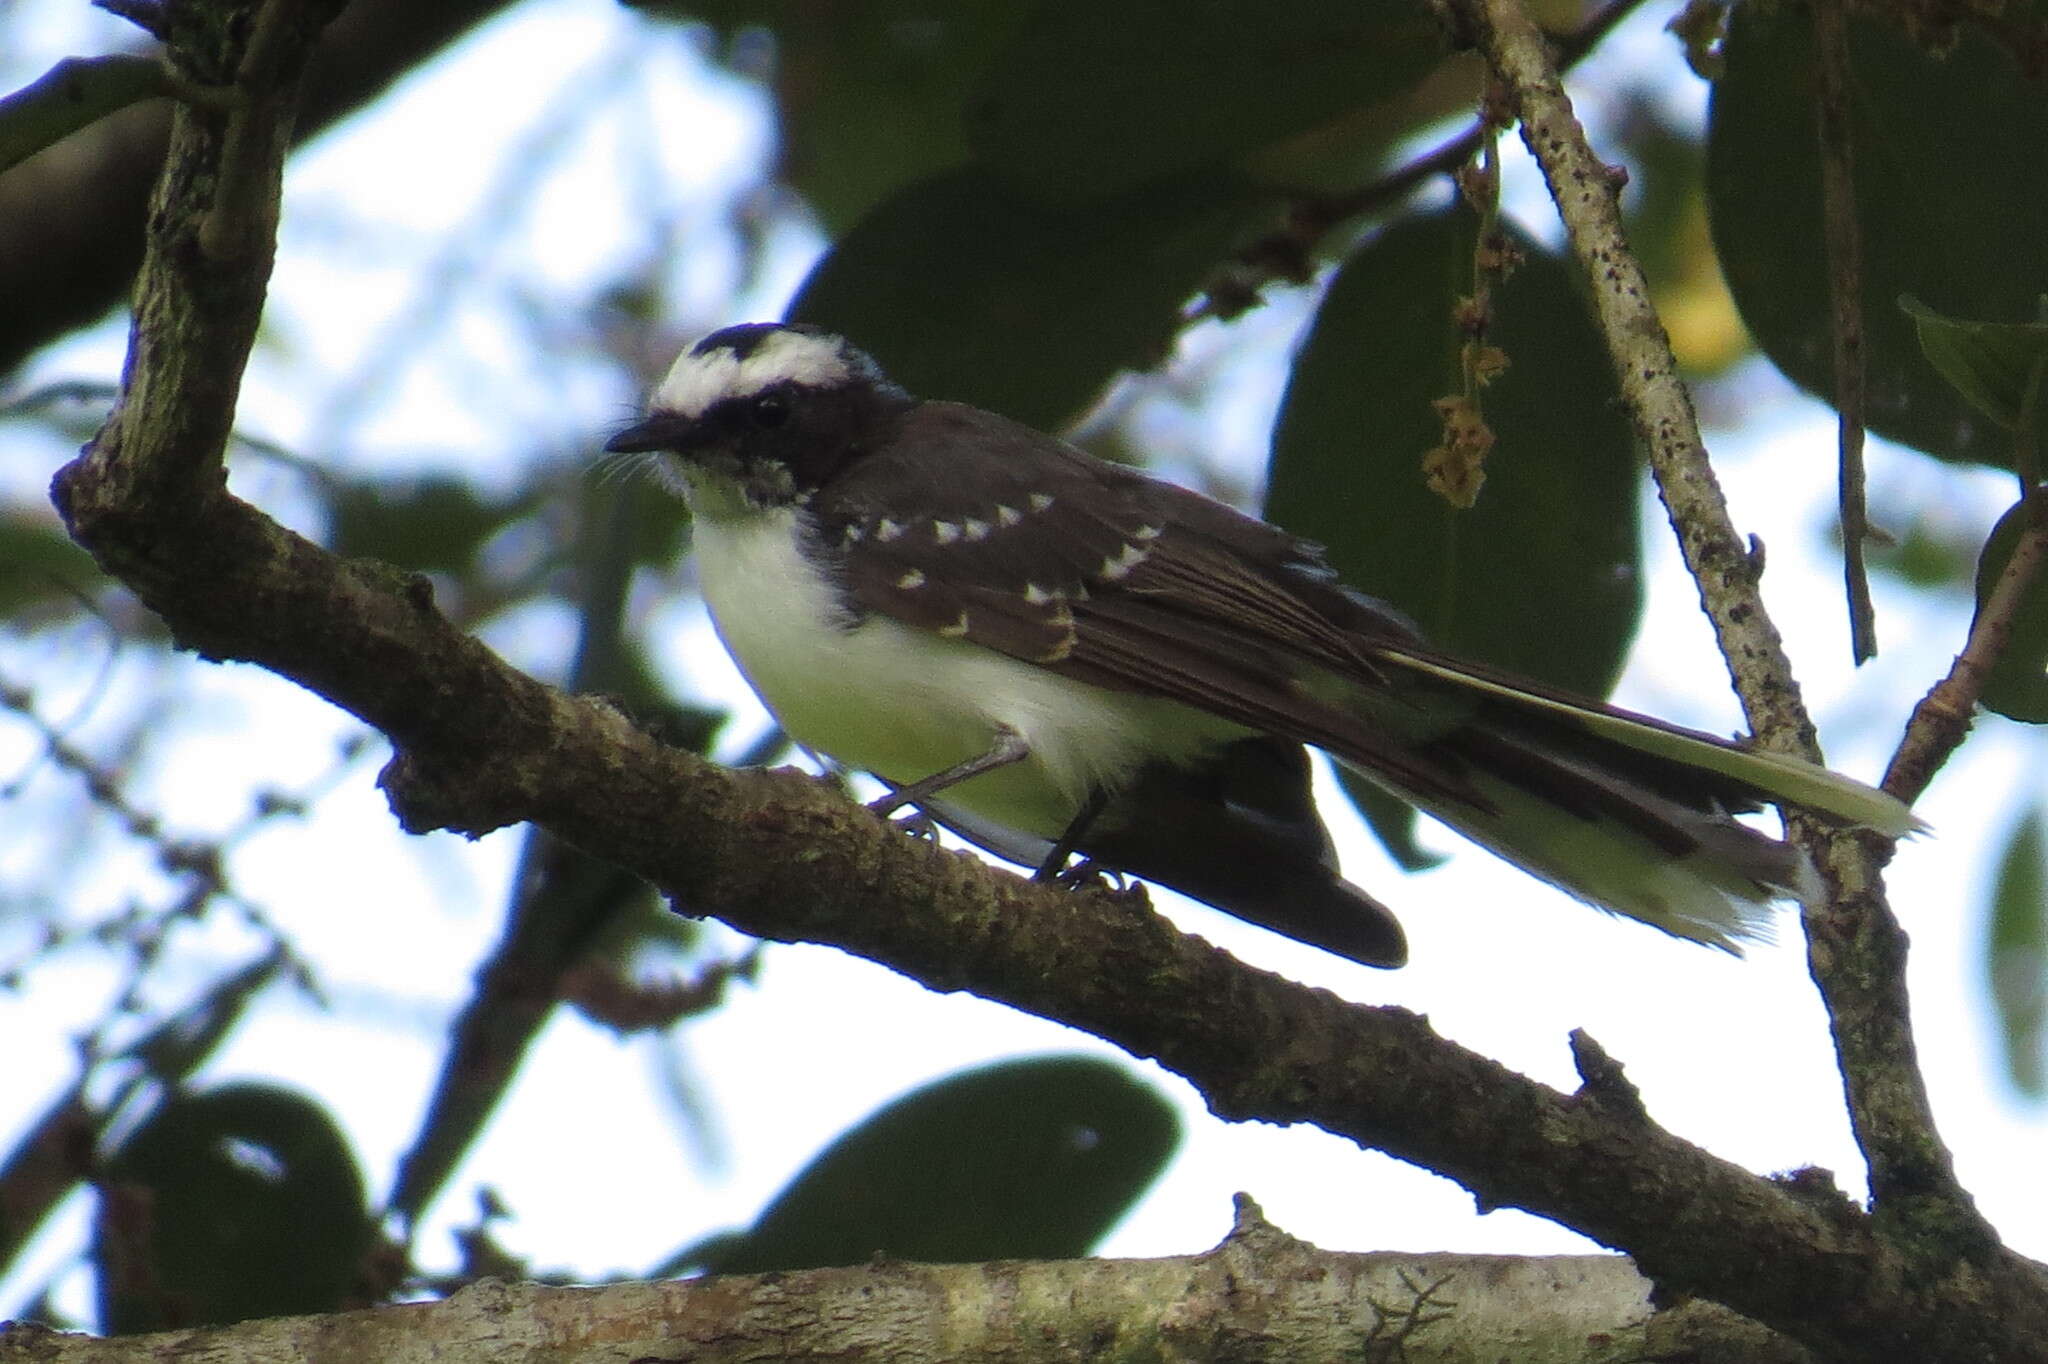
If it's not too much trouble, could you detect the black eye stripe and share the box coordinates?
[751,391,791,426]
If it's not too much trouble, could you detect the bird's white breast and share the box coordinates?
[688,500,1231,838]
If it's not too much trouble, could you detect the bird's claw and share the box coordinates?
[885,807,940,841]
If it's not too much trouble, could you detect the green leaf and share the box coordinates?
[95,1084,371,1333]
[1268,209,1641,864]
[676,1054,1180,1275]
[328,475,526,575]
[1900,294,2048,433]
[1973,499,2048,724]
[0,510,105,613]
[1269,212,1641,687]
[649,2,1038,233]
[0,55,172,178]
[966,0,1444,203]
[1988,809,2048,1097]
[792,164,1270,429]
[1706,2,2048,469]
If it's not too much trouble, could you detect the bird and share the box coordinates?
[605,321,1918,969]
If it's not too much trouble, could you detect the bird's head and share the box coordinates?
[607,323,911,512]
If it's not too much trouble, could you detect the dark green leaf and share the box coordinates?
[966,0,1443,203]
[328,475,525,575]
[1269,209,1641,862]
[1988,809,2048,1097]
[0,511,104,613]
[678,1055,1179,1275]
[1901,294,2048,434]
[793,164,1270,429]
[644,3,1035,232]
[95,1084,371,1333]
[1973,499,2048,724]
[1269,211,1641,685]
[1707,2,2048,469]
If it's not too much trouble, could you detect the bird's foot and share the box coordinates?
[882,805,941,841]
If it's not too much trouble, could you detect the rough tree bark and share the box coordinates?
[0,1199,1819,1364]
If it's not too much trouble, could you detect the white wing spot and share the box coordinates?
[932,520,960,544]
[1029,492,1056,513]
[1098,542,1150,581]
[876,518,905,542]
[1133,524,1164,541]
[939,612,971,637]
[962,518,991,542]
[1023,582,1062,606]
[843,523,865,545]
[995,505,1023,527]
[896,568,927,590]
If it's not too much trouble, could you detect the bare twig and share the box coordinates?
[1812,0,1878,664]
[1885,509,2048,802]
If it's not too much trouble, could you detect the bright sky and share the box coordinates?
[3,0,2045,1323]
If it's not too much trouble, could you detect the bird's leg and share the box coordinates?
[868,726,1031,818]
[1034,786,1110,883]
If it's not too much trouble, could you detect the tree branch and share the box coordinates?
[0,1204,1822,1364]
[1441,0,1996,1266]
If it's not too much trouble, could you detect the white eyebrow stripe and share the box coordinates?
[647,330,852,419]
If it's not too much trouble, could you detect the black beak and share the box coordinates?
[604,412,698,455]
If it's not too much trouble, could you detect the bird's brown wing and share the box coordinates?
[814,401,1484,811]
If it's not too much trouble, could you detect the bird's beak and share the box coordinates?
[604,412,699,455]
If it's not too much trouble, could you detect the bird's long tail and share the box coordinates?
[1337,648,1921,952]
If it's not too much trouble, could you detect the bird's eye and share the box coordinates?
[750,392,791,428]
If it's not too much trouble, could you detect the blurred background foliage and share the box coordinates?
[1,0,2045,1335]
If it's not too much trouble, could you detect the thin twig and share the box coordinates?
[1812,0,1878,663]
[1886,363,2048,803]
[1191,0,1652,321]
[1885,512,2048,802]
